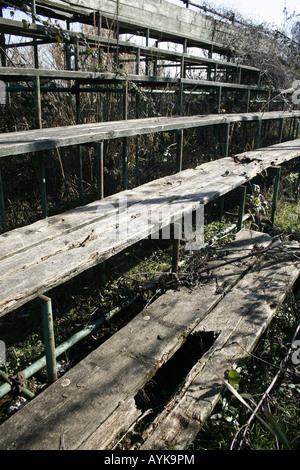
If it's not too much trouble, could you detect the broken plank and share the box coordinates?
[0,230,271,450]
[139,240,300,450]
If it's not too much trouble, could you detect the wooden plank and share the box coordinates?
[140,240,300,450]
[1,139,300,317]
[0,112,299,158]
[0,230,273,450]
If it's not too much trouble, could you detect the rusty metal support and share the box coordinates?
[171,221,182,273]
[237,186,247,232]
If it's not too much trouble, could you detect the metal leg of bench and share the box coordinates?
[271,166,281,225]
[0,165,7,232]
[96,141,104,199]
[38,153,48,218]
[39,295,58,383]
[237,186,247,232]
[172,221,181,273]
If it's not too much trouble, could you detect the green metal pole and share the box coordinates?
[225,123,230,157]
[176,129,183,172]
[214,125,219,160]
[278,118,284,143]
[96,141,104,199]
[38,153,48,218]
[39,295,57,383]
[122,81,128,190]
[237,186,247,232]
[255,120,262,149]
[0,165,7,232]
[171,221,181,274]
[271,166,281,225]
[217,86,222,114]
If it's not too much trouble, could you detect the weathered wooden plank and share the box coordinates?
[140,240,300,450]
[1,139,300,317]
[0,112,299,158]
[0,67,259,83]
[0,230,273,450]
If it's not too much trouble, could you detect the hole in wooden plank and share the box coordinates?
[134,331,218,415]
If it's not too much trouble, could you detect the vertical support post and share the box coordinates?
[214,63,218,81]
[171,221,181,274]
[271,166,281,225]
[76,85,83,203]
[39,295,57,383]
[0,165,7,232]
[255,120,262,149]
[96,141,104,199]
[214,125,219,160]
[135,89,140,181]
[178,81,184,115]
[296,166,300,201]
[32,0,42,130]
[292,116,297,139]
[176,129,183,172]
[0,9,6,67]
[296,118,300,139]
[217,86,222,114]
[38,153,48,218]
[65,21,72,71]
[224,122,230,157]
[246,89,250,113]
[145,29,149,75]
[123,81,128,190]
[136,47,140,75]
[237,186,246,232]
[74,43,83,204]
[278,118,284,143]
[219,193,225,222]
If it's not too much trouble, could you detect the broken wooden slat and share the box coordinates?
[0,230,273,450]
[139,240,300,450]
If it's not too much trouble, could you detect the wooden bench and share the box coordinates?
[0,229,298,450]
[0,111,299,159]
[1,137,300,318]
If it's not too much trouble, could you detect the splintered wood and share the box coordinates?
[0,230,299,450]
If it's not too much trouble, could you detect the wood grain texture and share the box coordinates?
[140,240,300,450]
[0,230,274,450]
